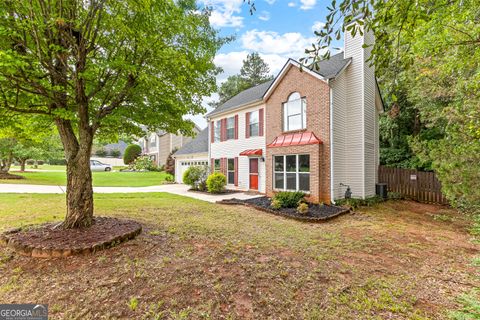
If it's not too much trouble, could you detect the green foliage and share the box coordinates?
[206,172,226,193]
[297,202,309,215]
[127,297,139,312]
[387,192,404,201]
[211,52,273,108]
[183,165,209,191]
[48,159,67,166]
[95,148,108,157]
[271,198,282,210]
[335,196,385,210]
[109,149,121,158]
[132,156,159,172]
[272,191,306,209]
[164,174,174,183]
[123,145,142,165]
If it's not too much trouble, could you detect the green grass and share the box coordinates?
[0,194,476,319]
[0,171,171,187]
[10,164,66,171]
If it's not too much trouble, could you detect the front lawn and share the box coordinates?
[0,171,171,187]
[0,194,477,319]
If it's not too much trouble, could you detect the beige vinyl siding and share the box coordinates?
[158,134,171,166]
[343,28,366,198]
[330,71,347,199]
[363,29,377,197]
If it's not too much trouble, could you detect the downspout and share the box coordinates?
[329,85,335,204]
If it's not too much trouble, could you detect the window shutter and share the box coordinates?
[221,118,226,142]
[210,121,214,143]
[211,158,214,173]
[259,108,264,136]
[234,157,238,186]
[221,157,226,175]
[245,112,250,138]
[234,115,239,139]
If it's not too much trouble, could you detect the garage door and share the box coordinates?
[175,159,209,183]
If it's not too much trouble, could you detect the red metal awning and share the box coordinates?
[239,149,263,156]
[267,131,323,148]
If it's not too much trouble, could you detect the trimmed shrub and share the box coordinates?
[49,159,67,165]
[183,165,209,191]
[206,172,226,193]
[123,144,142,165]
[297,202,309,215]
[272,191,306,208]
[164,174,174,182]
[271,198,282,210]
[109,149,121,158]
[335,196,385,209]
[95,148,107,157]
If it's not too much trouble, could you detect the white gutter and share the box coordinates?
[329,85,335,204]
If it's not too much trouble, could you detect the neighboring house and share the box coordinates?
[102,140,128,156]
[138,127,200,167]
[175,22,384,203]
[173,128,209,183]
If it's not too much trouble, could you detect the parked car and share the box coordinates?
[90,160,112,172]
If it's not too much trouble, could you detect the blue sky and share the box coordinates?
[190,0,343,128]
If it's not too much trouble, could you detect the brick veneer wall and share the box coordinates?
[265,65,331,203]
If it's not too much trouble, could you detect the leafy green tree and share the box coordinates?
[240,52,273,87]
[0,0,222,228]
[211,52,273,108]
[123,144,142,165]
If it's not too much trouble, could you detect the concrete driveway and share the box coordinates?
[0,183,261,203]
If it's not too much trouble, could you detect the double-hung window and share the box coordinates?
[149,134,156,147]
[214,121,221,142]
[283,92,306,132]
[248,111,259,137]
[227,158,235,184]
[273,154,310,192]
[226,117,235,140]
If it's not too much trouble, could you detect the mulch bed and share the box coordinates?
[0,217,142,258]
[0,172,25,180]
[218,196,349,222]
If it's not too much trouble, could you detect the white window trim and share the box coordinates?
[283,96,307,132]
[273,154,310,192]
[226,117,235,140]
[227,158,235,185]
[248,110,260,137]
[214,121,221,142]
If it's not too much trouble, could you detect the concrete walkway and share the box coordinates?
[0,183,261,203]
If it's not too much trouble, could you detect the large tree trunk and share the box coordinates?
[56,118,95,229]
[0,152,13,174]
[63,151,94,228]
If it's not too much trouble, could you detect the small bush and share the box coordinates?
[273,191,306,208]
[271,198,282,210]
[183,165,209,191]
[388,192,403,200]
[49,159,67,165]
[164,174,174,182]
[123,144,142,165]
[109,149,121,158]
[206,172,226,193]
[95,148,108,157]
[297,202,309,215]
[26,160,34,165]
[335,196,385,209]
[37,160,44,165]
[133,156,158,171]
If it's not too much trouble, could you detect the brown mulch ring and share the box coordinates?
[1,217,142,258]
[0,172,25,179]
[218,196,349,222]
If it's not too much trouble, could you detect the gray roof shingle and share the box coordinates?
[174,127,209,156]
[206,52,350,118]
[206,79,274,117]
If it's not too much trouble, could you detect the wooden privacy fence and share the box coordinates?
[378,165,449,205]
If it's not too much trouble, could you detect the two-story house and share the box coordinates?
[174,22,384,202]
[138,127,200,167]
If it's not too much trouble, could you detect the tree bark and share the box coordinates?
[20,159,26,172]
[0,152,13,174]
[63,150,94,228]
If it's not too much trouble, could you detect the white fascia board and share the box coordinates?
[206,99,263,121]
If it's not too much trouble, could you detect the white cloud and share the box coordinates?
[258,11,270,21]
[288,2,296,7]
[214,51,249,82]
[199,0,244,28]
[311,21,326,32]
[241,29,316,58]
[264,0,276,4]
[300,0,316,10]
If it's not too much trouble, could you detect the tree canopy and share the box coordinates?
[0,0,223,228]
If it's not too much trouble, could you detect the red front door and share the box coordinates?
[249,158,259,190]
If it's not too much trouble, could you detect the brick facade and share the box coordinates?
[265,65,331,203]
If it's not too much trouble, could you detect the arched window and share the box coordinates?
[283,92,306,131]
